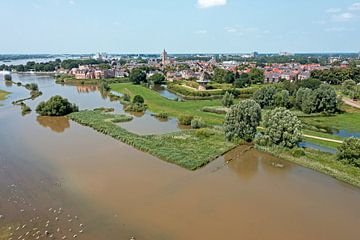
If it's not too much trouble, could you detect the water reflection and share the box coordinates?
[151,84,180,100]
[5,80,13,87]
[299,142,337,154]
[37,116,70,133]
[119,112,180,135]
[225,146,291,180]
[76,85,99,93]
[333,129,360,138]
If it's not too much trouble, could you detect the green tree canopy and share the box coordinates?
[130,68,147,84]
[337,137,360,168]
[262,108,303,148]
[224,99,261,141]
[36,96,78,116]
[148,73,165,84]
[253,86,277,108]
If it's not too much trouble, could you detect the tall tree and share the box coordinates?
[224,99,261,141]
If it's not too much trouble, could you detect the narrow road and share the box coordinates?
[303,134,343,144]
[258,126,344,144]
[342,97,360,109]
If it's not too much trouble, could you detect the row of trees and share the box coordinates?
[129,68,166,85]
[0,59,105,72]
[252,81,340,114]
[224,100,303,147]
[311,67,360,85]
[342,80,360,100]
[212,67,264,86]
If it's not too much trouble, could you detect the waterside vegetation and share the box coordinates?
[69,110,238,170]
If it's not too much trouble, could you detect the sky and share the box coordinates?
[1,0,360,54]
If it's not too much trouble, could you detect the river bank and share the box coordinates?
[256,145,360,187]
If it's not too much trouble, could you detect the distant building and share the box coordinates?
[279,52,294,57]
[340,61,350,68]
[161,49,168,65]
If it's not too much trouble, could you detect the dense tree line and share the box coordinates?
[0,59,106,72]
[211,67,264,86]
[0,60,61,72]
[311,67,360,84]
[252,79,340,114]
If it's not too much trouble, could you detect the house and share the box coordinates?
[264,71,281,83]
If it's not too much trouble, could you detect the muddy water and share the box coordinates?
[1,74,360,240]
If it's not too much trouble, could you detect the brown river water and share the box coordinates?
[1,74,360,240]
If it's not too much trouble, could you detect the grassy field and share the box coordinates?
[111,83,226,125]
[0,89,10,106]
[301,113,360,133]
[257,145,360,187]
[69,110,238,170]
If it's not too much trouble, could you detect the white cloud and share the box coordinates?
[325,27,354,32]
[197,0,227,9]
[69,0,75,5]
[326,8,342,13]
[349,3,360,10]
[196,30,208,34]
[225,27,237,33]
[332,12,356,21]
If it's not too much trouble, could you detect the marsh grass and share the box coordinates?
[257,145,360,187]
[69,110,238,170]
[0,90,10,106]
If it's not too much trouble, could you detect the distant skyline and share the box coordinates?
[1,0,360,54]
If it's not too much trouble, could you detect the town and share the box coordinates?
[2,1,360,240]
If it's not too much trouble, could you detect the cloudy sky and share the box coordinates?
[1,0,360,53]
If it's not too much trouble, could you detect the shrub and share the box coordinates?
[21,104,31,115]
[191,118,205,129]
[99,81,110,92]
[202,106,228,115]
[133,95,144,104]
[224,99,261,141]
[25,83,39,91]
[263,108,303,148]
[185,81,200,89]
[291,148,306,157]
[156,112,169,119]
[194,128,215,138]
[123,93,131,102]
[222,91,234,108]
[124,103,146,112]
[36,95,79,116]
[178,114,194,125]
[255,134,272,147]
[337,137,360,168]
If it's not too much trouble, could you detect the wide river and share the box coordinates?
[1,74,360,240]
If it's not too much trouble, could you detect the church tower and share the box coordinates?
[161,49,168,65]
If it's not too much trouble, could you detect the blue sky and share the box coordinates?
[1,0,360,54]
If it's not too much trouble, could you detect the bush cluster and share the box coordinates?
[178,114,194,125]
[36,95,79,116]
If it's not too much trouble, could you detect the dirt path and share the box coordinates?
[342,97,360,109]
[303,134,343,144]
